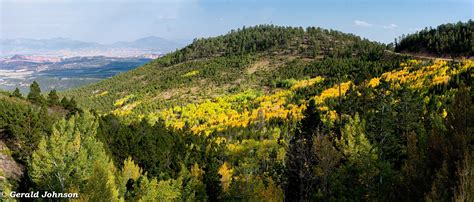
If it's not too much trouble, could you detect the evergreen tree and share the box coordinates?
[203,138,223,202]
[47,90,60,106]
[60,97,70,107]
[285,99,321,201]
[27,81,45,105]
[313,134,341,200]
[11,88,22,98]
[395,20,473,56]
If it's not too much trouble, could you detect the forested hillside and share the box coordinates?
[63,25,387,113]
[395,20,474,57]
[2,23,474,201]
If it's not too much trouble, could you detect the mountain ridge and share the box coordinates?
[0,36,185,57]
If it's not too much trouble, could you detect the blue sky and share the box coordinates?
[0,0,472,44]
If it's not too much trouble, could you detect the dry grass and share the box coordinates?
[246,59,271,74]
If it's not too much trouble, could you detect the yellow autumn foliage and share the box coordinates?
[94,91,108,98]
[368,77,380,88]
[182,70,200,77]
[219,162,234,192]
[109,60,473,136]
[190,163,204,179]
[112,101,142,116]
[290,76,324,90]
[315,81,352,104]
[121,157,143,181]
[114,94,135,107]
[150,77,323,135]
[380,60,473,90]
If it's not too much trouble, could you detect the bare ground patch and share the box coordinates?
[246,59,271,74]
[0,141,23,181]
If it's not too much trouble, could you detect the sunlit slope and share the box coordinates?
[110,59,473,135]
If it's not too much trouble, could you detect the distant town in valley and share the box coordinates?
[0,37,185,92]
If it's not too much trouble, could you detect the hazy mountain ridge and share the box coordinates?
[0,37,185,57]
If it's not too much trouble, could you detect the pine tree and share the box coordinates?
[27,81,45,105]
[203,139,223,202]
[11,87,22,98]
[285,99,321,201]
[47,89,60,106]
[313,134,341,199]
[60,97,70,107]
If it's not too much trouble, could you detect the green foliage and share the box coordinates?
[179,163,208,201]
[97,116,199,178]
[27,81,45,105]
[47,89,60,106]
[338,113,377,162]
[138,178,182,201]
[82,161,121,201]
[160,25,385,66]
[0,168,13,201]
[11,88,22,99]
[60,96,82,117]
[29,112,106,193]
[395,20,474,56]
[1,23,473,201]
[285,100,321,201]
[313,135,341,199]
[62,25,391,114]
[0,95,54,163]
[117,157,182,201]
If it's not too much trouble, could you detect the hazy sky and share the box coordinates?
[0,0,472,44]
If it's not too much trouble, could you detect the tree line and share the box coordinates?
[395,20,473,57]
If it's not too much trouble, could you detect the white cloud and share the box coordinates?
[383,24,398,30]
[353,20,398,30]
[354,20,373,27]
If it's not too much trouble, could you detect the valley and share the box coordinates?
[0,55,153,92]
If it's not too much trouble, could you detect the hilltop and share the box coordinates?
[395,20,473,57]
[63,25,395,114]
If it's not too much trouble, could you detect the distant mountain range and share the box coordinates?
[0,54,153,92]
[0,36,185,57]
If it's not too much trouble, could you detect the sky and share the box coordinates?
[0,0,472,44]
